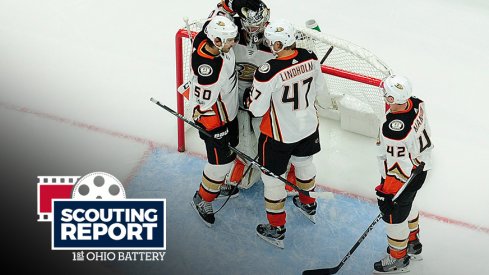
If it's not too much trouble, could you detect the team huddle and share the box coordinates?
[186,0,434,274]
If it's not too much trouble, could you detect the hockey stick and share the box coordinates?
[320,46,334,64]
[302,162,425,275]
[150,98,334,200]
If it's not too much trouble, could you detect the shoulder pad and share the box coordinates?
[191,54,223,85]
[382,117,411,140]
[254,62,274,82]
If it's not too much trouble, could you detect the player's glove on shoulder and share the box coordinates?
[242,87,252,110]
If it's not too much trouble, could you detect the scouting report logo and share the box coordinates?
[37,172,166,261]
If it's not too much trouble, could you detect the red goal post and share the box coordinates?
[175,22,391,152]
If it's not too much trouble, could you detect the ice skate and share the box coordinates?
[256,224,286,249]
[407,239,422,261]
[373,254,410,274]
[190,191,214,227]
[292,195,317,224]
[216,182,239,200]
[387,240,422,261]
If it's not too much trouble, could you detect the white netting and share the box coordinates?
[180,20,206,85]
[295,27,391,122]
[176,20,391,137]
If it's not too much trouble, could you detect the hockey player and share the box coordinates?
[374,75,433,273]
[246,19,326,248]
[189,16,240,227]
[202,0,299,198]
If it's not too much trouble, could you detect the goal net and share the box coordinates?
[175,20,391,152]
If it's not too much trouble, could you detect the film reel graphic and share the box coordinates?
[71,172,126,200]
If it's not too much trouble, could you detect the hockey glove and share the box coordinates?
[208,124,230,146]
[375,184,396,217]
[242,87,252,110]
[224,0,261,15]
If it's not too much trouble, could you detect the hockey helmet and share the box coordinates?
[264,19,296,53]
[205,15,239,49]
[240,1,270,36]
[382,74,412,104]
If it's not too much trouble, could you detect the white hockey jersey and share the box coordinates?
[189,35,238,131]
[378,97,433,191]
[249,48,326,143]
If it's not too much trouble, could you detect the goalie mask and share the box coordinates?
[382,74,412,104]
[264,19,296,55]
[239,1,270,45]
[205,15,239,51]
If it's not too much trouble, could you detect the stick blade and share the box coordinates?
[302,267,338,275]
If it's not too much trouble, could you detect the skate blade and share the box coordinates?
[372,266,409,274]
[409,254,423,261]
[215,192,239,200]
[256,232,284,249]
[297,208,316,224]
[189,201,212,228]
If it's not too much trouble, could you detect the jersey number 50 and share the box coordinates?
[194,86,211,100]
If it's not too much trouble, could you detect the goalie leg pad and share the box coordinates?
[229,158,245,183]
[251,116,262,140]
[227,158,261,189]
[286,164,296,185]
[230,110,261,189]
[238,166,261,189]
[284,164,297,194]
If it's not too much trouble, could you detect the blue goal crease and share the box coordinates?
[119,148,387,275]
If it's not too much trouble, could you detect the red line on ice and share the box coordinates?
[3,101,488,235]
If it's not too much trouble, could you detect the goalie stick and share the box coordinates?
[150,98,334,200]
[302,162,425,275]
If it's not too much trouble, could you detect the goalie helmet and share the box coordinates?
[205,15,239,50]
[239,1,270,44]
[264,19,296,53]
[382,74,412,104]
